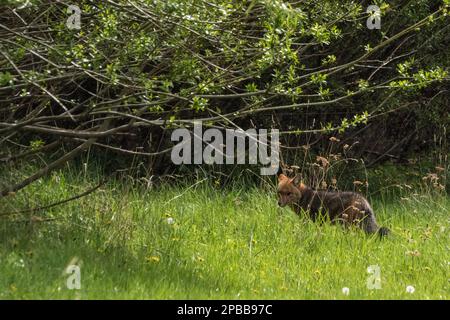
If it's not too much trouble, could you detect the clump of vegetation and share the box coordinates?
[0,1,449,194]
[0,168,448,299]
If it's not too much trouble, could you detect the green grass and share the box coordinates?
[0,169,448,300]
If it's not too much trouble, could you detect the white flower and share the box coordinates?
[15,259,25,268]
[166,217,174,225]
[406,285,415,293]
[342,287,350,296]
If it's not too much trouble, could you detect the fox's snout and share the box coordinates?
[277,196,289,207]
[277,191,297,207]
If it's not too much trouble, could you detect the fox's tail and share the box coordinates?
[377,226,390,237]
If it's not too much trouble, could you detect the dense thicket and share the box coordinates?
[0,0,449,195]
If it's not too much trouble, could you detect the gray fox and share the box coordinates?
[277,173,390,237]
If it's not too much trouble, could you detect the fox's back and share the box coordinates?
[297,189,373,220]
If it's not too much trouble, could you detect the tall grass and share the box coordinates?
[0,166,448,299]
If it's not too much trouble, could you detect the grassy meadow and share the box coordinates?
[0,166,448,300]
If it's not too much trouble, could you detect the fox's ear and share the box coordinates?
[277,166,286,182]
[292,175,302,186]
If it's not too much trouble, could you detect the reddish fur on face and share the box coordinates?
[277,174,305,207]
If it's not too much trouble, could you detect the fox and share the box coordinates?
[277,172,390,237]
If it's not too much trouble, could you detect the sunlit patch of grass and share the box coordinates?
[0,169,448,299]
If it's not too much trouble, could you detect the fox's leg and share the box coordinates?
[305,208,318,222]
[313,207,330,224]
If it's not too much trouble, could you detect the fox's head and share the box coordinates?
[277,173,303,207]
